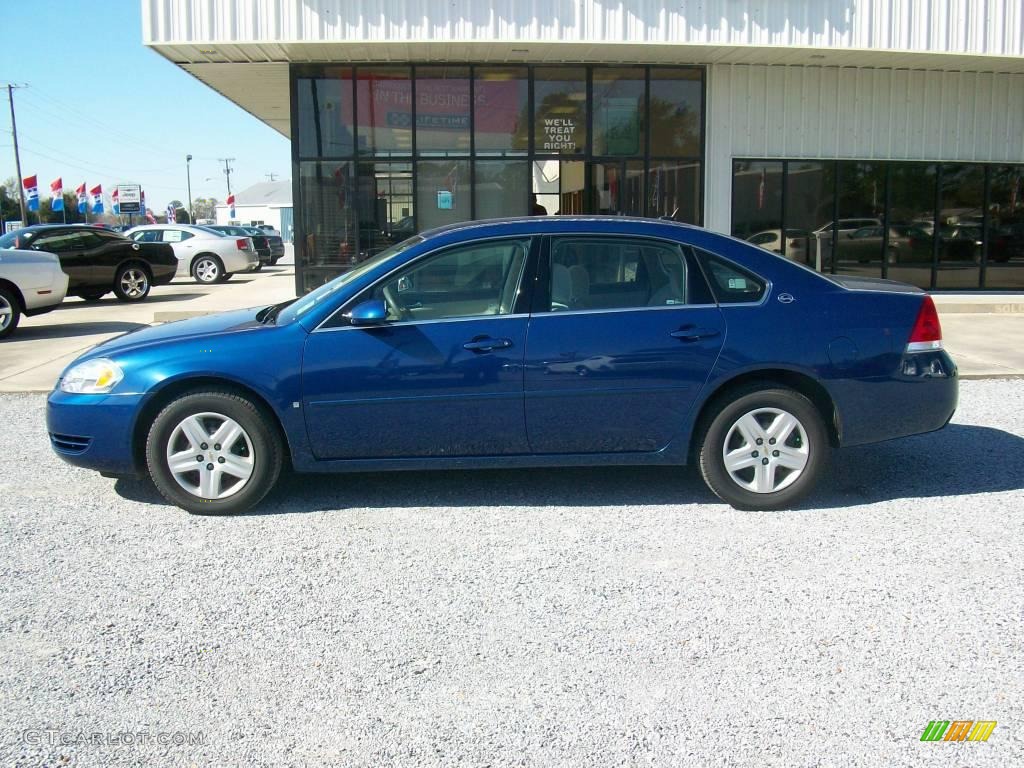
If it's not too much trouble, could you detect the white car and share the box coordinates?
[124,224,259,284]
[0,248,70,339]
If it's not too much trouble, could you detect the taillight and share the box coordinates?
[906,295,943,352]
[236,238,249,250]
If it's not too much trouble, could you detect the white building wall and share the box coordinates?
[705,64,1024,233]
[143,0,1024,59]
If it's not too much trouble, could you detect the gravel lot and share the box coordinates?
[1,380,1022,767]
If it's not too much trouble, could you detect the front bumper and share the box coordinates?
[47,390,143,476]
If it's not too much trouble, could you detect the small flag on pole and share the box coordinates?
[50,178,64,211]
[90,184,104,215]
[76,183,88,213]
[166,203,176,223]
[227,194,236,218]
[111,187,120,215]
[23,175,39,212]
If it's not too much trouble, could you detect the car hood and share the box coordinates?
[86,307,267,358]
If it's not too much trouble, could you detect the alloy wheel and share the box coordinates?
[165,412,255,499]
[195,258,220,283]
[722,407,809,494]
[0,295,11,332]
[119,268,149,298]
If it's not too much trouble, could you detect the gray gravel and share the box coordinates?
[1,380,1022,767]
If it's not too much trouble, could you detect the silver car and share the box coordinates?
[124,224,259,284]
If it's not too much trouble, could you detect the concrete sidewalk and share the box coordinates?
[1,258,1021,392]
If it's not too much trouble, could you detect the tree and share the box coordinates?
[191,197,219,221]
[1,177,26,225]
[40,193,84,224]
[174,208,191,224]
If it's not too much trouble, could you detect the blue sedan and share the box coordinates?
[47,217,957,514]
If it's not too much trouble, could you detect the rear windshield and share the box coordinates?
[0,230,37,249]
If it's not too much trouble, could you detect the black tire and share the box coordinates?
[0,286,21,340]
[270,256,281,266]
[78,290,107,302]
[113,263,151,302]
[252,262,263,273]
[698,386,829,511]
[192,254,225,285]
[221,273,233,282]
[145,390,283,515]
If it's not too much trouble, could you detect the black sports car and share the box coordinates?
[0,225,177,302]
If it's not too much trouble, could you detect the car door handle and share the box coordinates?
[669,327,721,342]
[463,337,513,352]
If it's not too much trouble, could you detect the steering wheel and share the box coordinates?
[381,283,411,321]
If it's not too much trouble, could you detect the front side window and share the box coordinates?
[546,237,707,311]
[355,238,530,323]
[132,230,161,242]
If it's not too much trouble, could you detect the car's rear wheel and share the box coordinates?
[192,255,224,284]
[145,390,283,515]
[113,264,151,302]
[252,262,263,272]
[0,287,20,340]
[699,386,828,510]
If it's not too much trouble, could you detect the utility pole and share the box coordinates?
[219,157,235,197]
[185,154,194,224]
[265,172,278,182]
[5,84,28,226]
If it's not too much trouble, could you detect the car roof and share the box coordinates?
[12,224,114,233]
[418,215,704,240]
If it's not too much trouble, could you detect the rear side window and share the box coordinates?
[162,230,194,243]
[31,232,88,252]
[700,252,767,304]
[545,236,713,312]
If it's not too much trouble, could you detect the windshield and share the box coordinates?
[277,236,424,324]
[0,230,36,249]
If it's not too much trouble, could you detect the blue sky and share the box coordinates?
[1,0,289,212]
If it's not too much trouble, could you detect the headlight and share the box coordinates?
[59,358,124,394]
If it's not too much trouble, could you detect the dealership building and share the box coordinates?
[143,0,1024,293]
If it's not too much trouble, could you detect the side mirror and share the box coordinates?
[346,298,389,326]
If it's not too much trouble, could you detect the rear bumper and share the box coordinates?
[223,251,260,274]
[46,391,142,475]
[831,349,959,447]
[151,263,176,286]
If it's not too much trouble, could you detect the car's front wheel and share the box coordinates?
[698,386,828,510]
[0,286,20,340]
[146,390,283,515]
[113,264,151,302]
[192,255,225,284]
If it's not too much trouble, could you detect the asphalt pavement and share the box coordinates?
[0,380,1021,766]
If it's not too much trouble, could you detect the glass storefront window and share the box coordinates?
[475,160,529,219]
[649,68,702,158]
[532,160,585,216]
[357,162,414,256]
[416,160,471,230]
[647,161,701,225]
[987,166,1024,289]
[936,164,984,289]
[415,66,471,155]
[591,161,644,215]
[297,70,354,157]
[474,67,528,155]
[294,64,706,292]
[593,68,645,156]
[888,163,936,287]
[731,161,783,244]
[534,67,587,155]
[355,67,413,156]
[298,161,357,267]
[834,161,887,277]
[783,161,834,268]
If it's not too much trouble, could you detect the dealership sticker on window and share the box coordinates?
[437,190,453,210]
[728,278,748,289]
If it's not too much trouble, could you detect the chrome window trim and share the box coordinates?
[314,234,535,332]
[529,303,720,318]
[313,312,532,333]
